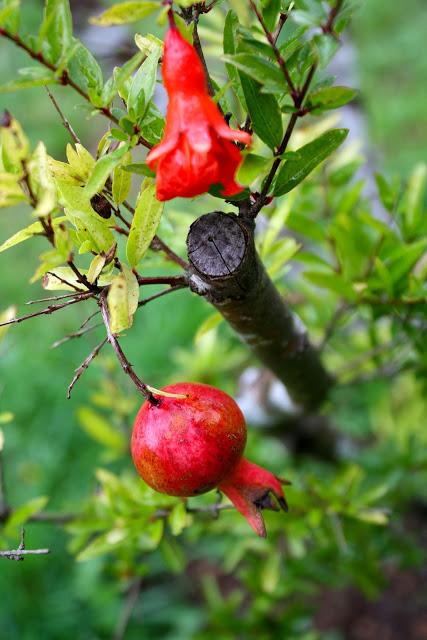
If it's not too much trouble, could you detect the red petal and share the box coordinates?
[155,136,219,201]
[203,98,252,146]
[212,137,246,197]
[218,458,288,537]
[162,27,207,95]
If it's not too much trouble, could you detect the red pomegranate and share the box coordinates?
[131,382,288,537]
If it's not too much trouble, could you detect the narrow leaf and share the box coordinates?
[273,128,348,196]
[126,179,163,267]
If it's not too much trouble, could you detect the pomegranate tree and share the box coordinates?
[131,382,288,537]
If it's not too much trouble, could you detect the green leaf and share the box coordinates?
[400,163,426,239]
[107,267,139,334]
[57,183,114,253]
[351,509,389,525]
[127,45,162,123]
[101,52,144,106]
[66,143,95,182]
[4,496,49,537]
[304,270,356,301]
[237,153,273,186]
[312,34,339,68]
[1,116,29,173]
[168,502,189,536]
[223,11,246,107]
[68,41,104,97]
[43,0,73,63]
[273,128,349,196]
[222,53,284,94]
[112,151,132,204]
[194,313,223,344]
[240,74,283,149]
[0,171,26,207]
[122,162,155,177]
[0,219,65,254]
[83,145,129,199]
[126,179,163,267]
[90,1,159,26]
[135,33,163,56]
[160,538,186,573]
[0,73,56,93]
[308,86,357,112]
[375,173,400,213]
[0,0,20,33]
[28,142,57,216]
[77,407,126,451]
[262,0,280,31]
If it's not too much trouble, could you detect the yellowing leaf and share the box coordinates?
[87,254,106,283]
[0,116,29,173]
[83,145,129,199]
[0,171,26,207]
[126,179,163,267]
[112,151,132,204]
[0,306,17,343]
[90,1,159,26]
[66,143,95,181]
[107,267,139,334]
[57,182,115,253]
[122,264,139,316]
[0,221,45,254]
[28,141,57,216]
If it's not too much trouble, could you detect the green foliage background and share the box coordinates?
[0,1,426,638]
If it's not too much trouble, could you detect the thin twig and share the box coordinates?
[80,309,101,331]
[247,0,344,218]
[150,236,189,269]
[113,577,144,640]
[99,292,158,404]
[30,511,77,524]
[45,271,85,293]
[0,529,50,561]
[0,293,94,328]
[26,292,84,305]
[136,275,188,287]
[45,87,80,144]
[67,337,108,399]
[52,322,103,349]
[192,5,216,98]
[138,284,186,307]
[249,0,297,100]
[319,302,351,351]
[0,27,151,149]
[67,258,95,291]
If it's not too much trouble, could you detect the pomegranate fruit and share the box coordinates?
[131,382,288,537]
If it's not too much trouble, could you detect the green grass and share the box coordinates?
[351,0,427,176]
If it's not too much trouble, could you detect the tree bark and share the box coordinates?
[186,211,333,412]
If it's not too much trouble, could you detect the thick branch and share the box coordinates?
[187,212,333,411]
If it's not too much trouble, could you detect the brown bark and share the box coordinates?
[186,212,333,412]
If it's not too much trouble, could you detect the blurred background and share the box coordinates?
[0,1,426,638]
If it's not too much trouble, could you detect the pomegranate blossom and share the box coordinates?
[131,382,288,537]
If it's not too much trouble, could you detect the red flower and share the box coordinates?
[146,26,251,201]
